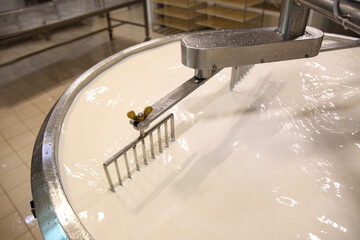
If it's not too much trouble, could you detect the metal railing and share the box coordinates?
[103,113,175,192]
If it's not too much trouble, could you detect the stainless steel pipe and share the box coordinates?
[278,0,310,38]
[297,0,360,34]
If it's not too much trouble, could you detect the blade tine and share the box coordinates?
[230,65,253,91]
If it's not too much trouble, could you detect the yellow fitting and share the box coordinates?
[127,106,153,122]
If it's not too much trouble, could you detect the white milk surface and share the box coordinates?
[58,41,360,240]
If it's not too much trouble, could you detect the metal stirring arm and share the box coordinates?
[135,68,222,131]
[137,0,360,131]
[180,0,360,80]
[181,27,324,79]
[136,30,360,132]
[106,0,360,192]
[320,32,360,52]
[134,25,325,131]
[181,26,360,80]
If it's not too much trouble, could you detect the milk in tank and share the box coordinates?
[31,0,360,239]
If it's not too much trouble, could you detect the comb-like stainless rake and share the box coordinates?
[102,65,252,192]
[103,113,175,192]
[230,65,253,91]
[103,68,222,192]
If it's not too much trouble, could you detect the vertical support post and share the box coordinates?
[124,152,132,178]
[243,0,248,23]
[143,0,150,41]
[170,116,175,142]
[260,0,265,27]
[164,121,169,147]
[277,0,310,39]
[150,132,155,159]
[114,159,122,186]
[106,12,113,40]
[141,138,147,165]
[157,128,162,153]
[104,165,115,192]
[133,145,140,171]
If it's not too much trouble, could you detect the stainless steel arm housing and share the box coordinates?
[181,27,324,79]
[181,0,360,79]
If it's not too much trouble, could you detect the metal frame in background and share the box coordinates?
[0,0,150,67]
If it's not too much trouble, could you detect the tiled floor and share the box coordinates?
[0,5,163,240]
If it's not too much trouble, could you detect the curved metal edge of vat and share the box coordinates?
[30,31,358,239]
[30,34,184,240]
